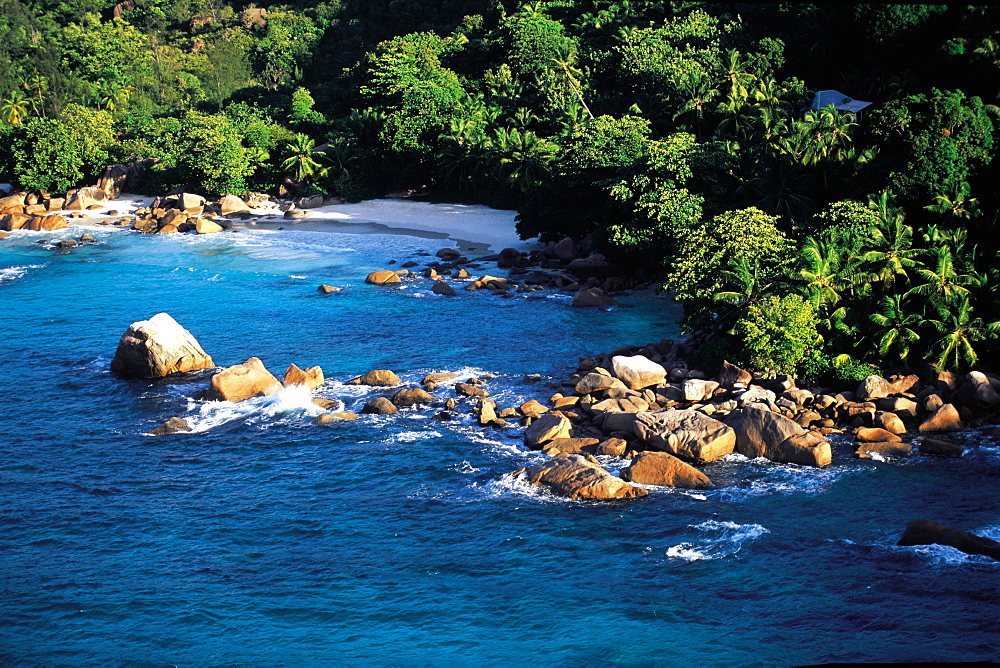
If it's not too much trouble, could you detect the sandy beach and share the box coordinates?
[51,192,540,253]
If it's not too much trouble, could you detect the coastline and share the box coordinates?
[55,193,541,254]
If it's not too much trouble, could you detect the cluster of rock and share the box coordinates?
[496,340,1000,500]
[0,189,79,232]
[363,243,641,306]
[125,193,272,234]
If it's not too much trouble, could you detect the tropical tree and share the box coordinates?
[2,90,29,125]
[859,215,922,290]
[869,294,923,365]
[281,134,328,184]
[926,295,1000,370]
[905,246,973,305]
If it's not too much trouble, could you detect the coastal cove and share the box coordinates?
[2,210,1000,664]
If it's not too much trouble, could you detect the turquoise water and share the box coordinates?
[1,221,999,665]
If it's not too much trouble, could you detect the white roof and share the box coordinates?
[811,90,873,113]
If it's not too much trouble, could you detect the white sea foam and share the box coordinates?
[0,264,44,283]
[393,430,443,443]
[665,520,769,562]
[182,384,325,432]
[478,472,562,503]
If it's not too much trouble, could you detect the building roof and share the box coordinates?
[810,90,873,114]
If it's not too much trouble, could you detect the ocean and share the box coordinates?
[1,217,998,665]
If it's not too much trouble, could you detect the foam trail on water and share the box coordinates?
[0,264,45,283]
[665,520,769,562]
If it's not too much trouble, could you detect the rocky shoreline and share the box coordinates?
[111,299,1000,560]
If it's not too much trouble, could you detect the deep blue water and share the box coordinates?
[1,220,999,666]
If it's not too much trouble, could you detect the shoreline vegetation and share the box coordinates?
[1,2,1000,380]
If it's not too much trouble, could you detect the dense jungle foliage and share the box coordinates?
[3,1,1000,378]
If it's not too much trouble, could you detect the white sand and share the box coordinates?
[63,194,538,253]
[248,199,538,252]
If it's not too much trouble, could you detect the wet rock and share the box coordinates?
[456,383,488,397]
[874,411,907,435]
[366,270,402,285]
[735,405,832,467]
[855,427,902,443]
[392,387,435,407]
[633,409,736,463]
[855,441,913,458]
[110,313,215,378]
[317,284,341,293]
[313,411,359,424]
[431,280,457,296]
[541,437,601,455]
[612,355,666,390]
[422,372,457,385]
[919,404,963,432]
[361,397,398,415]
[919,437,964,458]
[621,451,712,489]
[312,398,339,410]
[347,370,401,387]
[195,219,224,234]
[513,453,647,500]
[898,519,1000,561]
[283,363,324,389]
[203,357,282,403]
[524,413,572,449]
[496,247,524,268]
[571,287,615,307]
[149,417,192,436]
[552,237,578,262]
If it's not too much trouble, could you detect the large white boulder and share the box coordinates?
[110,313,215,378]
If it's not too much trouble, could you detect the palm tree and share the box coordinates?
[793,105,857,167]
[1,90,29,125]
[927,294,1000,370]
[491,127,558,193]
[859,215,922,290]
[550,44,594,120]
[869,294,923,365]
[798,236,843,314]
[25,74,47,116]
[713,255,785,332]
[280,134,328,184]
[673,68,718,137]
[924,181,980,221]
[904,245,973,305]
[721,50,753,104]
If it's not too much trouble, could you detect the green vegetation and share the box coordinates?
[3,1,1000,375]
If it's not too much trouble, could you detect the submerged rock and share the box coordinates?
[898,519,1000,561]
[149,417,192,436]
[392,387,434,407]
[366,270,401,285]
[203,357,282,403]
[514,453,648,500]
[110,312,215,378]
[361,397,398,415]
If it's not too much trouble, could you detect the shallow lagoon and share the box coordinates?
[1,221,998,665]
